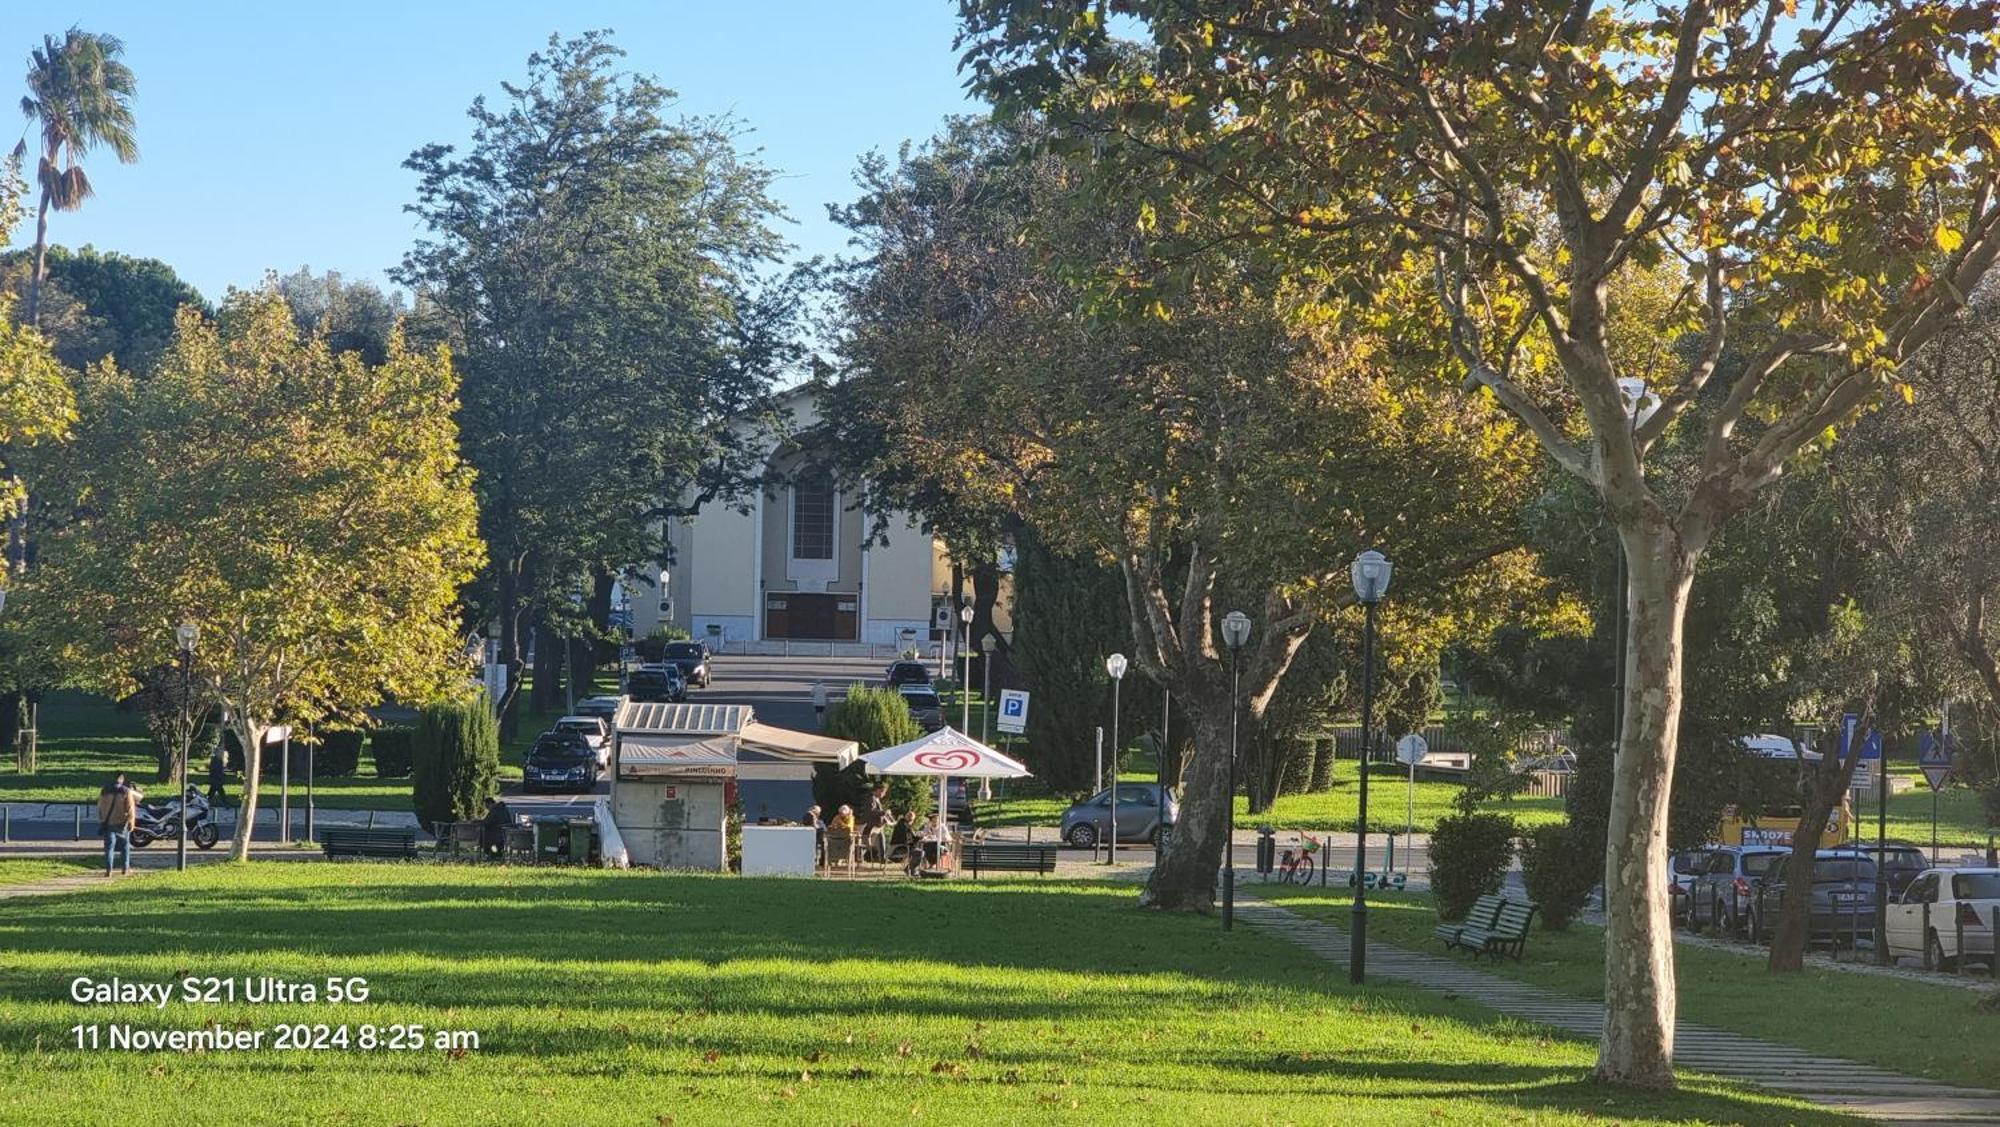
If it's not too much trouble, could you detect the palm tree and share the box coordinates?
[14,27,137,328]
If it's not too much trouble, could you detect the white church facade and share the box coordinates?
[629,387,969,647]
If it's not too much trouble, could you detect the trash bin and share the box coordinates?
[533,819,566,864]
[1255,826,1276,874]
[566,818,596,865]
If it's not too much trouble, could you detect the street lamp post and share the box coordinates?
[1349,550,1392,984]
[959,604,974,732]
[1105,653,1127,867]
[1220,610,1252,930]
[175,622,199,873]
[980,635,997,745]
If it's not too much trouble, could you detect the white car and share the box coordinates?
[551,716,611,770]
[1883,867,2000,971]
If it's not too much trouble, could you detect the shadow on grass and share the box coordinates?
[0,867,1872,1125]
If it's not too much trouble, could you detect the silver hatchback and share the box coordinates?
[1060,783,1178,847]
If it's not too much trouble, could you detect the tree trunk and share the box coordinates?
[531,615,565,713]
[25,192,50,329]
[496,563,523,740]
[1767,718,1866,972]
[572,572,614,702]
[228,718,267,861]
[1596,528,1697,1089]
[1143,699,1233,911]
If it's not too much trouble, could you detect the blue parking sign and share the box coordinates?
[996,689,1030,734]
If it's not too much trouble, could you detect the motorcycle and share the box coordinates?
[130,786,220,850]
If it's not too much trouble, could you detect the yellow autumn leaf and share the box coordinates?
[1897,382,1914,405]
[1935,222,1965,253]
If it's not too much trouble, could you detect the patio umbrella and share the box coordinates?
[860,727,1031,824]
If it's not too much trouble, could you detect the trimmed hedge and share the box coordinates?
[1518,822,1598,930]
[370,727,414,778]
[1429,812,1518,920]
[411,699,499,834]
[318,729,365,777]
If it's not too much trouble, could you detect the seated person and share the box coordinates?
[919,811,949,869]
[893,810,922,875]
[479,797,512,856]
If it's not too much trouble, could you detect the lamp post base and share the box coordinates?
[1222,867,1235,930]
[1349,899,1368,983]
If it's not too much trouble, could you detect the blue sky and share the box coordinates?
[3,2,982,301]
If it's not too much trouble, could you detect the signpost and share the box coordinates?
[1395,733,1427,869]
[995,690,1029,735]
[1918,730,1954,864]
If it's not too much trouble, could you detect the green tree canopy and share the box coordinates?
[24,290,484,858]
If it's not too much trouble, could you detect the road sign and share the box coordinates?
[996,689,1030,735]
[1839,712,1858,759]
[1859,730,1882,760]
[1850,760,1876,793]
[1918,731,1953,791]
[1395,733,1429,766]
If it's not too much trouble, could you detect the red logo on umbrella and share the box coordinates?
[913,749,978,771]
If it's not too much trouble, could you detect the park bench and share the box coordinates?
[1435,893,1505,951]
[1456,898,1540,961]
[961,841,1058,878]
[320,826,419,860]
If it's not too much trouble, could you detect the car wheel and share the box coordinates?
[1067,823,1099,849]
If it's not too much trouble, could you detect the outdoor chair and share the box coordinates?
[503,826,535,865]
[825,829,856,877]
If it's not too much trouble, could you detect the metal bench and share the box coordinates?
[1435,893,1505,951]
[961,841,1058,878]
[320,826,420,860]
[1456,898,1540,961]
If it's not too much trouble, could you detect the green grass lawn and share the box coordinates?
[0,857,97,888]
[1264,885,2000,1091]
[980,760,1567,837]
[0,865,1847,1126]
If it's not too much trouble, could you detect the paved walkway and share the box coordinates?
[1234,893,2000,1125]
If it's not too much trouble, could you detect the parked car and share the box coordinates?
[1687,845,1788,934]
[1059,783,1178,848]
[661,641,711,688]
[1884,867,2000,971]
[1748,851,1879,945]
[575,695,621,725]
[522,733,600,793]
[898,684,944,731]
[627,664,686,704]
[551,716,611,769]
[1826,842,1930,898]
[884,660,933,688]
[1669,849,1714,922]
[945,777,974,826]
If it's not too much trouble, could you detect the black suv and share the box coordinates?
[661,642,711,688]
[884,660,932,688]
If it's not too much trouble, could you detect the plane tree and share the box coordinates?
[959,0,2000,1085]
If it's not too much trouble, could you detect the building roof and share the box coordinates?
[614,701,750,736]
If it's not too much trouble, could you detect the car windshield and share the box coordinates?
[1885,850,1926,869]
[531,744,589,763]
[901,689,939,706]
[1810,859,1876,882]
[664,644,704,659]
[557,721,597,733]
[1954,873,2000,899]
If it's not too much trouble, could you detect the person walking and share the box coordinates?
[96,773,141,877]
[205,750,228,807]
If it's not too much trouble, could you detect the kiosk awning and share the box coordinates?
[618,735,736,778]
[741,722,858,765]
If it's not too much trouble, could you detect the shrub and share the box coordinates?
[370,726,415,778]
[1518,822,1599,929]
[410,699,499,834]
[1429,812,1518,920]
[318,729,365,777]
[823,685,930,816]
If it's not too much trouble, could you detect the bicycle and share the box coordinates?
[1277,832,1321,884]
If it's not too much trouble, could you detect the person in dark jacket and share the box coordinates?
[479,797,512,857]
[206,751,228,807]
